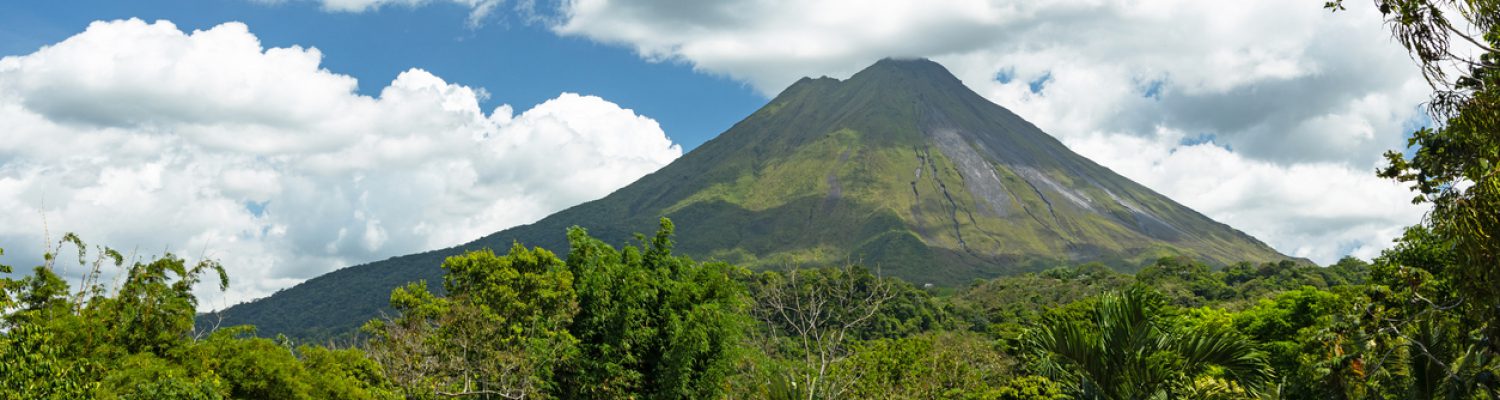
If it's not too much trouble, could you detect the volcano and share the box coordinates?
[217,58,1290,339]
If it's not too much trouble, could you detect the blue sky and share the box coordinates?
[0,0,764,150]
[0,0,1433,307]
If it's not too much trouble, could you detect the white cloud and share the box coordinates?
[1065,128,1424,264]
[540,0,1431,264]
[0,19,681,309]
[287,0,503,25]
[551,0,1426,163]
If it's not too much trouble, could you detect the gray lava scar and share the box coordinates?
[927,128,1011,217]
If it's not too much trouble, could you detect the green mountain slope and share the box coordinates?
[214,58,1291,339]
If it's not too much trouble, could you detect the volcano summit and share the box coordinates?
[219,58,1291,338]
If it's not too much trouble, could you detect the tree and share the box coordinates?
[1318,1,1500,395]
[366,220,746,399]
[95,353,224,400]
[953,263,1133,341]
[1136,256,1232,306]
[1328,0,1500,332]
[0,318,101,398]
[1231,287,1360,398]
[194,327,314,399]
[106,253,228,356]
[559,218,748,399]
[749,265,896,400]
[299,345,401,400]
[0,235,396,400]
[836,331,1021,399]
[1020,288,1272,399]
[992,375,1072,400]
[364,244,578,399]
[1307,225,1500,399]
[0,234,225,398]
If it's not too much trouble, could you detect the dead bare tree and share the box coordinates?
[752,265,896,400]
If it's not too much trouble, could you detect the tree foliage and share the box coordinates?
[559,218,748,399]
[1330,0,1500,332]
[364,218,748,399]
[837,331,1025,399]
[1315,0,1500,397]
[0,224,1450,399]
[0,236,397,400]
[1020,288,1273,399]
[364,243,578,399]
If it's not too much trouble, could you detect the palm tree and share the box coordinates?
[1021,287,1272,399]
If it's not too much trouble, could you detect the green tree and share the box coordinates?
[1325,256,1373,286]
[559,218,748,399]
[953,263,1132,341]
[299,345,401,400]
[94,353,224,400]
[1231,287,1357,397]
[0,320,101,398]
[364,243,578,399]
[1136,256,1232,306]
[1306,226,1500,399]
[1314,3,1500,395]
[1330,0,1500,341]
[838,331,1019,399]
[992,375,1072,400]
[1020,288,1272,399]
[193,327,314,399]
[1,235,396,400]
[0,235,221,398]
[105,254,227,356]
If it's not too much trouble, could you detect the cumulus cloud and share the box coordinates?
[550,0,1428,164]
[1065,129,1424,263]
[537,0,1430,264]
[0,19,681,309]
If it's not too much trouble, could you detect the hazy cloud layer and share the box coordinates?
[540,0,1429,264]
[0,19,681,308]
[257,0,506,25]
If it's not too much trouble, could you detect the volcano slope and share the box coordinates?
[215,58,1291,339]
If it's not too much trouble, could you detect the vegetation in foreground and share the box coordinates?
[0,214,1490,399]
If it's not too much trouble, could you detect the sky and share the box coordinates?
[0,0,1429,309]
